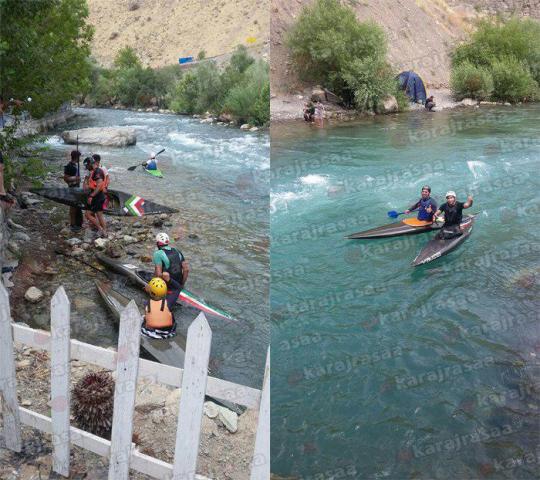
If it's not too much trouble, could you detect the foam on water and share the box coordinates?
[299,174,327,186]
[467,160,489,179]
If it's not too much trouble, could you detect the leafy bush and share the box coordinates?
[224,61,270,125]
[0,0,93,118]
[287,0,399,112]
[113,46,141,69]
[111,66,159,107]
[451,17,540,102]
[450,61,494,100]
[490,57,538,102]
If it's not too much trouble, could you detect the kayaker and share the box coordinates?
[143,152,158,171]
[141,276,177,339]
[153,232,189,293]
[404,185,438,221]
[432,191,474,238]
[63,150,83,232]
[83,156,107,237]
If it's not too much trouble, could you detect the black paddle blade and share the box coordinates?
[127,165,139,171]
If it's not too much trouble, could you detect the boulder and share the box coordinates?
[66,237,82,247]
[123,235,138,244]
[461,98,477,106]
[8,241,20,255]
[200,118,214,124]
[61,127,137,147]
[249,126,259,132]
[94,238,108,249]
[310,87,326,102]
[380,95,398,114]
[217,113,233,123]
[25,286,44,303]
[240,123,251,130]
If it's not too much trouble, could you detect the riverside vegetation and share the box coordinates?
[450,17,540,103]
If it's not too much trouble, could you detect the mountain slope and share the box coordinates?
[87,0,269,68]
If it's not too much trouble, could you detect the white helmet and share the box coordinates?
[150,152,156,159]
[155,232,169,245]
[445,191,456,199]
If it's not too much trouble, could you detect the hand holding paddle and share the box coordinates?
[127,148,165,171]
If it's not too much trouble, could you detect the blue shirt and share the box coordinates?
[410,197,437,221]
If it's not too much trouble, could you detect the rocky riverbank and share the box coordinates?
[1,174,259,479]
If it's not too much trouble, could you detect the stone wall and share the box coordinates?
[15,106,76,138]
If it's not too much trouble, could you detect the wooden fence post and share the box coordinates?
[0,281,22,452]
[108,301,142,480]
[172,313,212,480]
[50,286,71,477]
[250,347,270,480]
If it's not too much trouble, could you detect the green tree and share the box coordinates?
[0,0,94,118]
[287,0,398,111]
[114,46,142,69]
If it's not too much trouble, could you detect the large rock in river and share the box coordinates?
[61,127,137,147]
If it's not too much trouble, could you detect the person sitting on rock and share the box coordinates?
[303,101,315,122]
[425,96,436,112]
[141,275,177,339]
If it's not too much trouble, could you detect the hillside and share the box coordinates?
[271,0,539,94]
[86,0,269,68]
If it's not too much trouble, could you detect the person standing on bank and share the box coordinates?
[63,150,83,231]
[83,156,107,236]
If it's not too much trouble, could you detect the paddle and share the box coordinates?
[387,210,406,219]
[54,247,110,277]
[127,148,165,171]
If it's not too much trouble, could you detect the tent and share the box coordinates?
[396,71,427,104]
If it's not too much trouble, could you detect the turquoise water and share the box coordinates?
[42,108,269,388]
[271,106,540,478]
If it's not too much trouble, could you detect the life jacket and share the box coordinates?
[88,168,105,191]
[162,248,184,284]
[417,197,435,221]
[144,299,173,329]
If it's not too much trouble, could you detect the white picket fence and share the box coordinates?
[0,283,270,480]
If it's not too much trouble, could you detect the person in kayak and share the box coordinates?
[404,185,438,221]
[83,156,107,237]
[432,191,474,239]
[143,152,158,171]
[63,150,83,232]
[141,276,177,339]
[153,232,189,287]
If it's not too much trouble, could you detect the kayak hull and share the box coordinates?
[95,280,187,369]
[145,168,163,178]
[30,187,176,216]
[412,215,475,266]
[347,219,438,239]
[95,253,234,321]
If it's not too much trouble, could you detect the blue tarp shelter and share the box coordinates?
[396,71,427,104]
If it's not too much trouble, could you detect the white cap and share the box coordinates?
[446,191,456,198]
[150,152,156,159]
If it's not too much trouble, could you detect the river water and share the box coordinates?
[271,105,540,478]
[39,107,269,388]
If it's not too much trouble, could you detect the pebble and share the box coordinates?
[17,359,32,368]
[94,238,108,249]
[159,213,168,220]
[123,235,138,244]
[12,231,30,242]
[217,406,238,433]
[24,286,44,303]
[65,237,82,246]
[71,247,85,257]
[8,240,20,255]
[21,399,32,406]
[204,401,219,419]
[139,254,152,263]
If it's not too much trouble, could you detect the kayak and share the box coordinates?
[145,168,163,178]
[96,253,234,321]
[95,280,244,414]
[346,217,439,239]
[95,280,186,369]
[412,215,476,266]
[30,187,177,216]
